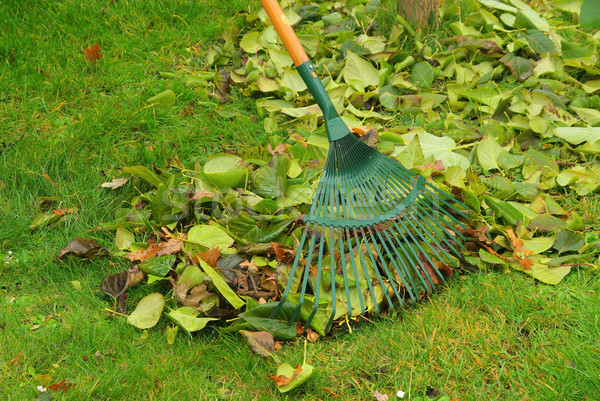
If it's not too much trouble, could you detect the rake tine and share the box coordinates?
[405,204,457,268]
[353,228,381,314]
[305,223,327,328]
[346,171,415,303]
[272,223,309,317]
[289,224,320,323]
[411,201,464,256]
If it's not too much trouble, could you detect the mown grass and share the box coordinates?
[1,1,599,400]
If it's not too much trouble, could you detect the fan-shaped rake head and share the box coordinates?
[272,133,469,332]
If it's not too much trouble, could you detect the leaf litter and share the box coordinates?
[76,0,600,392]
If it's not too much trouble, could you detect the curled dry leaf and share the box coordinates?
[100,178,128,189]
[306,328,320,343]
[507,229,534,270]
[101,266,145,299]
[269,364,303,387]
[240,330,275,358]
[372,391,389,401]
[58,238,108,260]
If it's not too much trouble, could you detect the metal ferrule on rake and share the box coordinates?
[260,0,469,333]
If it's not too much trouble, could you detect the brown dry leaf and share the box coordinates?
[47,379,77,392]
[418,251,440,286]
[58,238,108,260]
[322,387,340,397]
[416,160,445,172]
[269,365,303,386]
[240,330,275,358]
[271,242,295,264]
[9,351,24,366]
[372,391,389,401]
[507,229,534,270]
[198,247,220,267]
[240,260,259,271]
[126,241,161,262]
[100,178,128,189]
[127,266,145,287]
[306,328,320,343]
[191,190,215,201]
[84,43,103,64]
[157,238,182,256]
[435,261,453,278]
[468,225,493,244]
[267,143,287,155]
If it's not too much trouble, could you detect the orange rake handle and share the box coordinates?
[259,0,309,66]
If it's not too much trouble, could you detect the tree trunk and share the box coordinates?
[397,0,440,29]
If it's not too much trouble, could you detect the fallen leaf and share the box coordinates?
[100,178,128,189]
[468,225,493,244]
[126,241,161,262]
[197,247,221,267]
[127,293,165,329]
[47,379,77,392]
[240,330,275,358]
[240,260,259,271]
[191,190,215,201]
[58,238,108,259]
[507,229,534,270]
[306,328,320,343]
[83,43,103,65]
[156,238,182,256]
[269,364,303,386]
[372,391,389,401]
[272,242,295,264]
[100,266,144,299]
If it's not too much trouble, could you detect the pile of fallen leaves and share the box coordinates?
[46,0,600,349]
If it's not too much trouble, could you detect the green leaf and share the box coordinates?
[528,214,567,233]
[147,89,176,108]
[122,166,163,187]
[580,0,600,28]
[396,136,425,169]
[178,265,207,288]
[251,155,291,199]
[343,50,379,91]
[128,293,164,329]
[500,54,535,81]
[523,29,556,54]
[410,62,435,87]
[203,154,247,189]
[166,325,179,345]
[484,196,524,226]
[238,302,298,340]
[115,226,134,250]
[240,330,275,358]
[240,31,262,53]
[553,231,585,254]
[284,184,314,206]
[416,131,469,169]
[553,127,600,145]
[138,255,176,277]
[510,258,571,285]
[165,307,218,333]
[187,224,235,252]
[273,362,315,393]
[198,260,245,309]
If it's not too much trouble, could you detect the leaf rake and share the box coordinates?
[260,0,469,331]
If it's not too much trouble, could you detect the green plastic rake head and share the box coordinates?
[260,0,469,332]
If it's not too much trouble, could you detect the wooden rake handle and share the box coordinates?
[259,0,309,66]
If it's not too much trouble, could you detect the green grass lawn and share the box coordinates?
[1,1,599,400]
